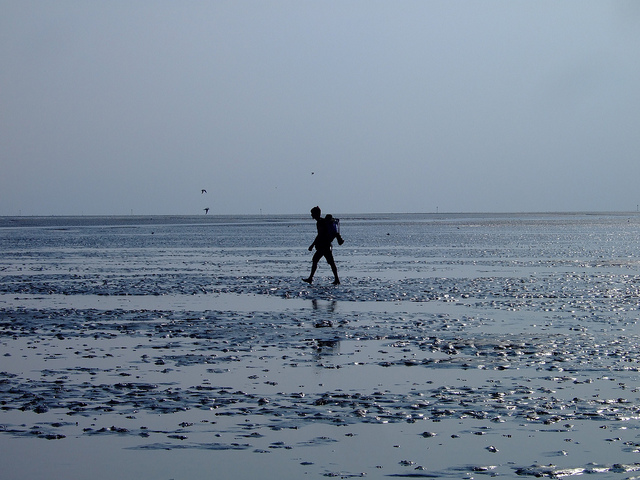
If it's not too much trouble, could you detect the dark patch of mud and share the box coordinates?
[3,271,640,310]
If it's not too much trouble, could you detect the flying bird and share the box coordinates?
[201,189,207,194]
[204,208,209,214]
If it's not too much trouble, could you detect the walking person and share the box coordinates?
[303,206,343,285]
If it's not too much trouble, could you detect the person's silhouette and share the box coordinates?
[303,206,343,285]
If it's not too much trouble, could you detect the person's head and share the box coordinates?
[310,206,321,219]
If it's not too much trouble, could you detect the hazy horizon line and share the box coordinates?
[3,210,640,218]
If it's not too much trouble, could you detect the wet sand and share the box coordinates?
[2,214,640,478]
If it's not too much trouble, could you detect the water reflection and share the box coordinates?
[310,299,341,358]
[311,298,337,313]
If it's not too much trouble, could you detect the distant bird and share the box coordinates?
[204,208,209,214]
[201,189,207,194]
[311,172,314,175]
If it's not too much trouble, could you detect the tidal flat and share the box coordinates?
[2,213,640,479]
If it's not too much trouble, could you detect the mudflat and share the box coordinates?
[2,213,640,479]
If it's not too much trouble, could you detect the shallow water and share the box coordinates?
[3,213,640,479]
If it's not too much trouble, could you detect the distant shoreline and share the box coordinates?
[2,211,639,229]
[3,210,640,218]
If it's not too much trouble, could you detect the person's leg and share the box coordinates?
[325,250,340,285]
[303,250,323,283]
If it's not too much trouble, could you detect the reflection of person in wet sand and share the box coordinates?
[312,299,337,313]
[303,206,343,285]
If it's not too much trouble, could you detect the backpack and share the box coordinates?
[325,216,340,241]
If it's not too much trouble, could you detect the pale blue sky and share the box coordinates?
[2,1,640,215]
